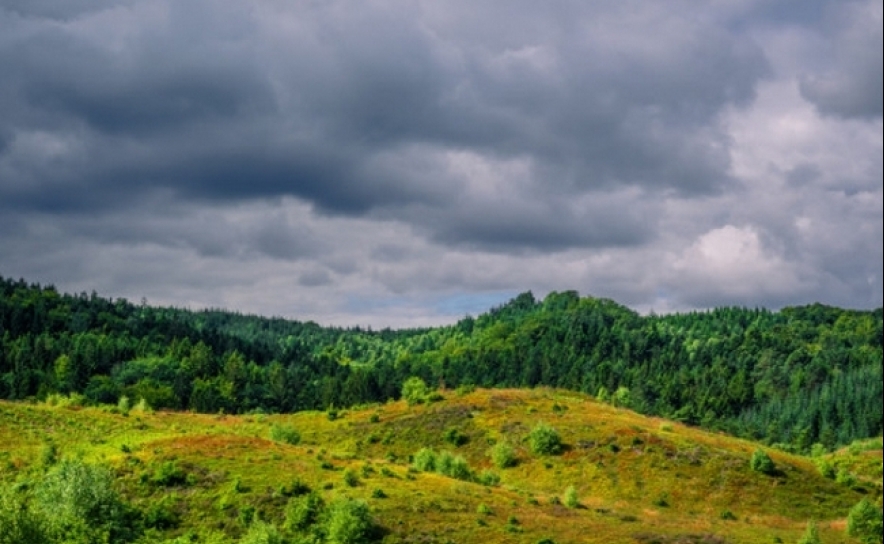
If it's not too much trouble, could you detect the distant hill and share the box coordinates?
[1,275,881,451]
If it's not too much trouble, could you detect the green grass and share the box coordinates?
[1,388,879,543]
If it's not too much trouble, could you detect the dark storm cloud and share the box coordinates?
[0,0,770,250]
[1,0,881,325]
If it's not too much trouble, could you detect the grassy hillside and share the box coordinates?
[2,388,880,543]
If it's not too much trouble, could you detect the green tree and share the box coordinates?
[325,499,376,544]
[847,498,883,544]
[489,441,517,469]
[528,423,562,455]
[750,449,775,475]
[401,376,428,406]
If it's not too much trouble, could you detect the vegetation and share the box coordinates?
[0,387,880,543]
[847,498,884,543]
[528,423,563,455]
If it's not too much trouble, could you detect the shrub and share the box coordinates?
[528,423,563,455]
[401,377,429,406]
[39,442,58,468]
[285,491,324,531]
[152,461,188,487]
[371,488,387,499]
[241,521,285,544]
[325,499,376,544]
[847,498,883,544]
[814,458,835,479]
[35,459,138,543]
[563,485,579,509]
[342,469,360,487]
[749,449,775,475]
[443,428,468,447]
[477,470,500,486]
[797,520,821,544]
[0,488,49,544]
[719,509,737,521]
[455,384,476,396]
[412,448,437,472]
[836,467,858,487]
[490,441,517,469]
[269,424,301,445]
[436,451,471,481]
[476,503,492,515]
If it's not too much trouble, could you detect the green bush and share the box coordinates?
[797,520,821,544]
[35,459,139,543]
[285,491,324,531]
[325,499,376,544]
[847,498,884,544]
[443,428,468,446]
[152,461,188,487]
[563,485,579,509]
[269,424,301,445]
[489,441,516,469]
[749,449,775,475]
[0,488,49,544]
[436,451,472,481]
[401,377,429,406]
[241,521,285,544]
[528,423,562,455]
[412,448,437,472]
[477,470,500,486]
[342,469,360,487]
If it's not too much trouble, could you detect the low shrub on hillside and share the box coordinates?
[489,441,516,469]
[749,449,774,475]
[269,424,301,445]
[528,423,562,455]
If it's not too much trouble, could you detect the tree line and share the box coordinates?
[1,276,881,452]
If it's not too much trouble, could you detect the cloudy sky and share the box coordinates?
[1,0,881,327]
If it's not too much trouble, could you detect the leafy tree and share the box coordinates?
[325,499,376,544]
[285,491,324,532]
[401,376,428,406]
[847,498,884,544]
[750,449,775,475]
[0,488,49,544]
[489,441,517,469]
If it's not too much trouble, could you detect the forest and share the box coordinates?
[1,275,881,453]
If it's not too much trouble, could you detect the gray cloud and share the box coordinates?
[0,0,880,326]
[799,1,883,119]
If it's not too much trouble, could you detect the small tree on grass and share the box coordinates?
[412,448,437,472]
[401,377,429,406]
[490,441,516,469]
[269,424,301,445]
[847,498,884,544]
[750,448,775,475]
[563,485,579,509]
[528,423,562,455]
[325,499,376,544]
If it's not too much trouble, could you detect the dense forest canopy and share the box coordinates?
[1,275,881,452]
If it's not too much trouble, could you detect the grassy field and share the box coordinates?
[1,388,880,543]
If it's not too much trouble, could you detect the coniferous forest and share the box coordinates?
[1,275,881,453]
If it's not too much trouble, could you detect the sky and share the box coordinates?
[1,0,881,328]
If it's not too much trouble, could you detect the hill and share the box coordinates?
[1,387,881,543]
